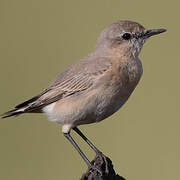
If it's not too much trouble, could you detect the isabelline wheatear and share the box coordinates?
[2,20,166,171]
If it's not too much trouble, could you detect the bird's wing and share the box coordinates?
[24,57,111,110]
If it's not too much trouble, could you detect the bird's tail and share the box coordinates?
[1,95,40,118]
[1,108,25,118]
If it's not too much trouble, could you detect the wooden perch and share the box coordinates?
[80,153,126,180]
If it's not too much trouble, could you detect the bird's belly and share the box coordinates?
[43,84,131,126]
[92,86,131,122]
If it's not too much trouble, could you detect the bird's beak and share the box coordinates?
[144,29,166,38]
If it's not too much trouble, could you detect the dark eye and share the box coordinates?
[122,33,131,40]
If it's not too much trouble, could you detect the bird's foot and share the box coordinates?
[89,165,103,177]
[94,151,109,174]
[80,152,126,180]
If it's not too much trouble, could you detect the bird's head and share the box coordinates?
[95,20,166,57]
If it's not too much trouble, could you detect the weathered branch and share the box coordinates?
[80,153,126,180]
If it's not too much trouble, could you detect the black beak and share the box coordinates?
[144,29,167,38]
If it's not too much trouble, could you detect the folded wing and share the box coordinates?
[1,57,111,118]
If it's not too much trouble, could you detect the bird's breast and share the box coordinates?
[117,58,143,91]
[91,58,143,122]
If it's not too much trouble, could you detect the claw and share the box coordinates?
[89,165,103,176]
[95,152,109,174]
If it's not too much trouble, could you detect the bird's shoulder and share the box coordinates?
[47,56,112,89]
[29,56,112,108]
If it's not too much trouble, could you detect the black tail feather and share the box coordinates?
[2,94,42,118]
[15,95,40,109]
[1,109,23,118]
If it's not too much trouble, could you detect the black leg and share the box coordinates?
[73,127,100,154]
[64,133,92,167]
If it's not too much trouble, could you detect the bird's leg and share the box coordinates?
[73,127,101,154]
[64,132,102,176]
[72,127,109,174]
[64,132,92,167]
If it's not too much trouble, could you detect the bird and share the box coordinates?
[1,20,166,171]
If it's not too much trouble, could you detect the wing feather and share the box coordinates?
[25,57,111,111]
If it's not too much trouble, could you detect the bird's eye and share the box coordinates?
[122,33,132,40]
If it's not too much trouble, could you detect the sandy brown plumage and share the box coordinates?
[2,57,111,117]
[1,20,166,173]
[1,20,166,135]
